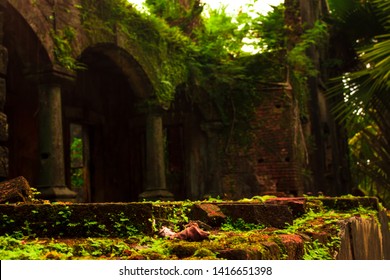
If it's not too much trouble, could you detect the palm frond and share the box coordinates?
[327,0,390,206]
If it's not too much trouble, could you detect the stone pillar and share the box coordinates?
[139,106,173,201]
[201,122,223,198]
[0,8,9,181]
[37,82,76,201]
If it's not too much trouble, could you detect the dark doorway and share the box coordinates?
[63,48,146,202]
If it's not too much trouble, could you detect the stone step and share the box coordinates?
[0,197,382,238]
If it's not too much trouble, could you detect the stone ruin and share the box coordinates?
[0,0,351,202]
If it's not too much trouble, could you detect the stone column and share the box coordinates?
[139,106,173,201]
[37,82,76,201]
[0,8,9,181]
[201,122,223,198]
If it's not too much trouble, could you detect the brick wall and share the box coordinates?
[222,85,305,199]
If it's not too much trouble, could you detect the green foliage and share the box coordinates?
[77,0,291,147]
[195,6,250,58]
[326,0,385,50]
[0,235,138,260]
[165,202,191,231]
[28,187,41,202]
[251,4,286,53]
[138,237,171,259]
[0,236,46,260]
[221,217,265,232]
[70,137,84,188]
[275,206,365,235]
[238,195,276,203]
[187,4,287,146]
[288,21,328,76]
[206,196,224,202]
[83,218,99,235]
[58,206,72,221]
[111,212,139,237]
[53,207,74,236]
[80,0,193,105]
[70,138,83,163]
[303,239,333,260]
[0,214,15,230]
[51,27,86,70]
[145,0,204,35]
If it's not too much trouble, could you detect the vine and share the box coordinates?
[51,27,86,70]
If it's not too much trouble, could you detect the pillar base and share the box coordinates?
[37,186,77,202]
[139,189,174,202]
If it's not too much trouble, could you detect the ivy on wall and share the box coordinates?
[287,20,328,118]
[51,27,86,70]
[78,0,195,106]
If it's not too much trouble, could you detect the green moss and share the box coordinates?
[238,195,277,203]
[221,217,265,232]
[169,241,200,258]
[193,247,218,259]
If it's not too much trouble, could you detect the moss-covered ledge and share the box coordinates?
[0,197,389,260]
[0,196,385,238]
[0,203,154,237]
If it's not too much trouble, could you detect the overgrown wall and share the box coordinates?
[221,86,306,198]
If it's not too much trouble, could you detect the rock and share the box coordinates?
[0,176,33,203]
[279,234,304,259]
[217,249,249,260]
[264,197,306,218]
[189,203,227,227]
[217,203,294,228]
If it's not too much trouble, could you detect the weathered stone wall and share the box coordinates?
[284,0,352,195]
[221,86,305,199]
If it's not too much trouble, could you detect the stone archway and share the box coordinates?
[2,2,52,186]
[64,45,155,202]
[1,0,175,202]
[2,1,78,201]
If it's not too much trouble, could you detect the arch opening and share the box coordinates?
[3,3,53,186]
[63,48,148,202]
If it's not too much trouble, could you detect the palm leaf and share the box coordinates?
[327,0,390,206]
